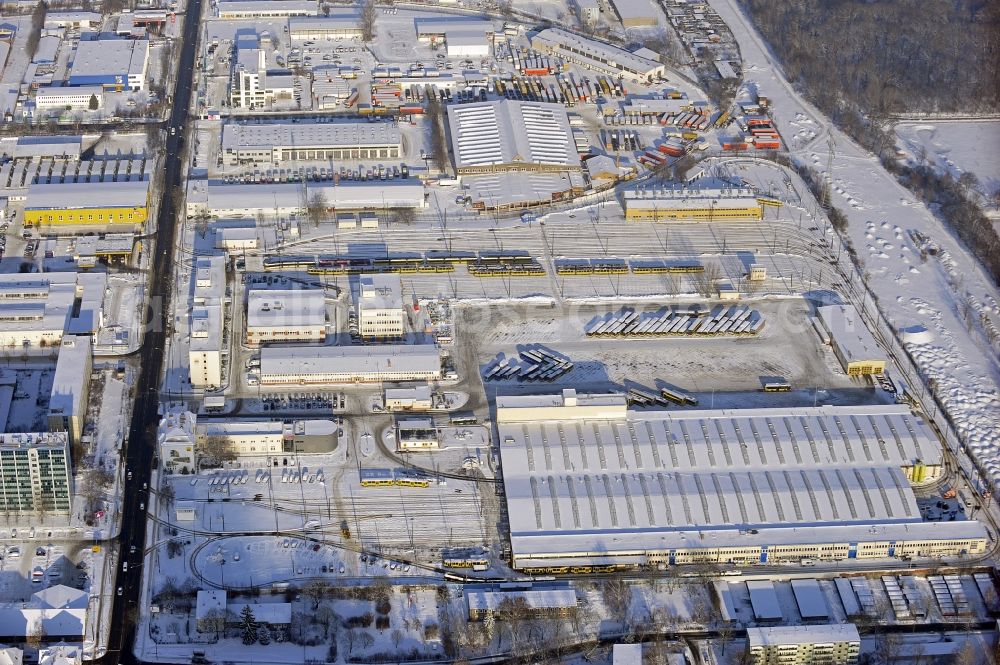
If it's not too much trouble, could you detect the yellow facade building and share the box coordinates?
[623,179,765,221]
[23,180,150,232]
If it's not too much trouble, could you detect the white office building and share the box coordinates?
[188,256,227,390]
[158,409,197,474]
[0,272,106,352]
[34,86,103,112]
[245,288,327,346]
[357,274,404,339]
[47,336,92,445]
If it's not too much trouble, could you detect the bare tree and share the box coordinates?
[200,435,237,467]
[302,579,331,610]
[497,0,513,19]
[25,618,45,651]
[391,627,404,648]
[692,263,721,298]
[359,0,377,41]
[200,608,226,640]
[306,190,329,228]
[392,207,416,225]
[426,91,450,173]
[600,578,632,626]
[159,482,176,509]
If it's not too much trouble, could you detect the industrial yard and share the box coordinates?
[0,0,996,661]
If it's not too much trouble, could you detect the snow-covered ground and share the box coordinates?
[895,120,1000,198]
[709,0,1000,486]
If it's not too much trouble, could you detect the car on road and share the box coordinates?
[122,561,128,572]
[117,587,123,596]
[130,545,136,554]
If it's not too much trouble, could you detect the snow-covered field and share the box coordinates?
[895,120,1000,197]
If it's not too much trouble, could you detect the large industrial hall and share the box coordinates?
[495,391,987,572]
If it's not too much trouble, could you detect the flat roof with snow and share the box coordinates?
[466,589,578,613]
[358,273,402,311]
[25,180,149,211]
[260,344,441,383]
[747,623,860,647]
[201,181,425,214]
[790,578,829,620]
[247,289,326,330]
[817,304,886,366]
[746,581,782,621]
[221,121,400,152]
[624,178,760,211]
[48,335,90,422]
[68,39,148,83]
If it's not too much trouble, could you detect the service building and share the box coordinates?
[216,1,317,18]
[288,15,363,40]
[816,304,887,377]
[23,180,150,232]
[34,86,103,112]
[67,39,149,91]
[0,272,106,350]
[623,180,764,221]
[497,394,977,572]
[187,180,426,218]
[221,121,401,165]
[530,27,666,81]
[245,288,327,346]
[47,336,92,445]
[609,0,660,27]
[259,344,441,385]
[188,256,227,390]
[356,274,405,339]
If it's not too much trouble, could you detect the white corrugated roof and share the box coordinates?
[447,100,580,171]
[498,402,966,562]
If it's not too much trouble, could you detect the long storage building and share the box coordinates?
[221,121,401,165]
[623,179,764,221]
[496,392,982,572]
[259,344,441,384]
[23,180,150,232]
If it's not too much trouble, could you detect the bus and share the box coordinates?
[762,382,792,392]
[660,387,698,406]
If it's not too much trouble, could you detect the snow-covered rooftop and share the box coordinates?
[221,120,400,152]
[747,623,860,647]
[447,100,581,171]
[246,288,326,330]
[817,304,886,365]
[259,344,441,383]
[25,180,149,211]
[498,402,970,562]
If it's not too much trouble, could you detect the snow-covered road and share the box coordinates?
[709,0,1000,480]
